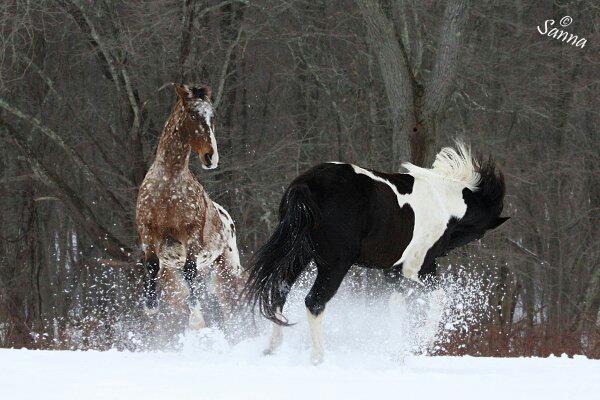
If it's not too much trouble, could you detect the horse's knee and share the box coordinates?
[305,262,350,317]
[305,293,325,317]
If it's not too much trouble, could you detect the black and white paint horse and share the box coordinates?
[244,142,508,363]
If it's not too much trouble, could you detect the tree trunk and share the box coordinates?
[357,0,468,167]
[356,0,413,167]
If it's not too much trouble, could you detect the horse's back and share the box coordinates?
[288,163,415,269]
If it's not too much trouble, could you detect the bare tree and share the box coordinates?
[357,0,468,166]
[0,0,598,356]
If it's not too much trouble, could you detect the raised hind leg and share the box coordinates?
[143,252,160,313]
[263,268,304,355]
[305,261,351,364]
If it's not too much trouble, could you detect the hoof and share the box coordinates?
[310,353,324,366]
[263,348,276,356]
[188,307,206,330]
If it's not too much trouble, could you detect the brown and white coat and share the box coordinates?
[136,84,242,328]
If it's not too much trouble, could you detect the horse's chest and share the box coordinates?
[140,178,203,224]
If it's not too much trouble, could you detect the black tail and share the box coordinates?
[243,184,319,325]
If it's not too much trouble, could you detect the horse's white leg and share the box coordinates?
[222,235,243,279]
[263,308,284,355]
[188,304,206,330]
[306,307,325,365]
[212,200,243,279]
[388,290,407,311]
[304,262,350,365]
[421,287,447,349]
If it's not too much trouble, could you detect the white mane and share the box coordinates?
[402,141,481,190]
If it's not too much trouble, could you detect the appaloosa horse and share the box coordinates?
[244,142,509,363]
[136,83,242,329]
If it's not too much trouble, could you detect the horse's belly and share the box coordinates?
[357,241,405,269]
[357,201,415,269]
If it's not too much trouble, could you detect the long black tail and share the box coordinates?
[243,184,319,325]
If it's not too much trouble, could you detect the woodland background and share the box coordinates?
[0,0,598,356]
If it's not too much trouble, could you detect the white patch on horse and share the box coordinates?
[195,249,221,269]
[207,126,219,168]
[157,240,186,270]
[264,307,284,355]
[192,99,219,169]
[306,308,325,365]
[402,141,480,190]
[212,201,242,277]
[330,148,472,282]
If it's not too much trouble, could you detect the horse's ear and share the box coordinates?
[173,83,211,102]
[191,85,211,101]
[489,216,510,229]
[173,83,191,101]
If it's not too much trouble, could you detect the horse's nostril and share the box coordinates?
[205,153,212,165]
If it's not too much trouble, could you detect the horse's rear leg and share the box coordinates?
[143,252,160,313]
[305,262,351,365]
[263,270,303,355]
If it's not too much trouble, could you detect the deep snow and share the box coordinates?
[3,273,598,400]
[1,346,598,400]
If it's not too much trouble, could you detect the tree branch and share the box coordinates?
[0,118,132,261]
[60,0,123,92]
[0,97,128,213]
[214,21,244,110]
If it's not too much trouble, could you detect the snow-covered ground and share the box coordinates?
[2,276,598,400]
[1,345,599,400]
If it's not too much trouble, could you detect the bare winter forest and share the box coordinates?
[0,0,598,357]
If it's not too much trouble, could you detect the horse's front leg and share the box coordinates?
[183,255,207,330]
[143,252,160,314]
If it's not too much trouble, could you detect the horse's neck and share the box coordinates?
[155,108,191,174]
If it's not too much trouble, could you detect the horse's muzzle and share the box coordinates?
[201,153,218,169]
[198,148,218,170]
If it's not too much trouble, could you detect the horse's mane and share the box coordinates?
[402,140,481,190]
[475,156,506,217]
[403,140,506,221]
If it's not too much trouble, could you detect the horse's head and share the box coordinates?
[447,157,509,250]
[174,83,219,170]
[411,150,510,284]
